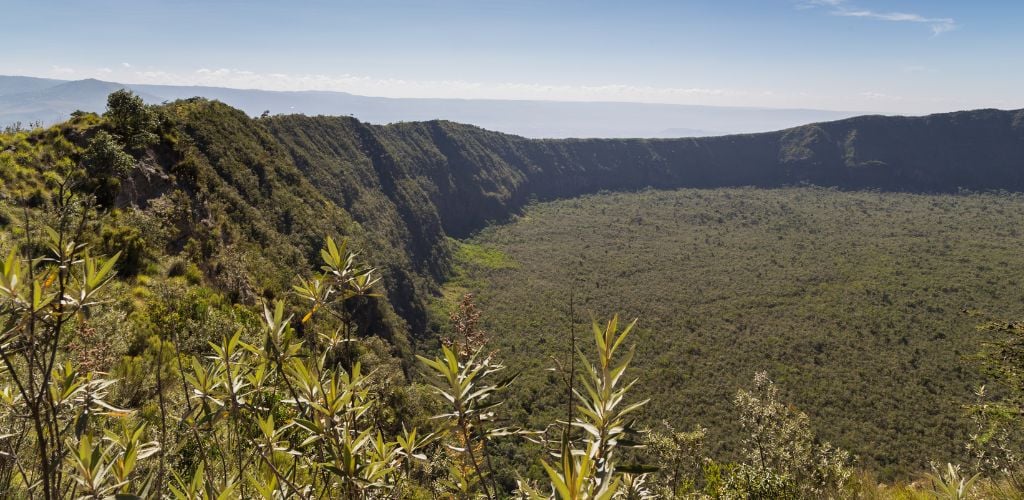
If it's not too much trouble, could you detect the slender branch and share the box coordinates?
[568,282,576,433]
[155,337,168,493]
[459,414,492,500]
[171,329,214,490]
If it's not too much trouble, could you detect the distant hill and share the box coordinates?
[0,78,165,125]
[0,75,65,96]
[0,75,855,137]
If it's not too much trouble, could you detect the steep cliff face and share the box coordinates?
[266,108,1024,239]
[169,104,1024,338]
[141,100,416,352]
[775,109,1024,189]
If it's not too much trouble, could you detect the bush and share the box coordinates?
[729,372,852,498]
[82,130,134,177]
[166,258,188,278]
[105,89,158,153]
[102,224,148,276]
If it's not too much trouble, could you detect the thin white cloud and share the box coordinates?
[117,67,743,104]
[834,8,956,35]
[801,0,956,35]
[859,91,901,101]
[800,0,844,6]
[50,65,75,75]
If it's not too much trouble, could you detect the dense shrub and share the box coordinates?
[105,89,159,153]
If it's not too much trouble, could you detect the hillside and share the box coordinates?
[2,96,1023,487]
[263,107,1024,241]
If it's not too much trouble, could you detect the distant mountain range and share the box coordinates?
[0,75,859,138]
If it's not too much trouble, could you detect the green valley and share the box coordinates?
[443,187,1024,479]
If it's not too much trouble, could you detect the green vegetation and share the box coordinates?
[0,200,671,498]
[451,187,1024,479]
[2,91,1024,497]
[104,89,159,153]
[454,241,517,272]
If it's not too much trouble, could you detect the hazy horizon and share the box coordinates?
[0,74,862,138]
[6,73,882,113]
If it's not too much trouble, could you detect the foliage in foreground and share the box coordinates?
[0,209,646,497]
[0,196,661,497]
[3,203,1021,498]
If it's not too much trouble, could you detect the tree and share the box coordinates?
[971,321,1024,489]
[104,89,158,153]
[0,195,145,499]
[729,372,851,498]
[82,130,134,178]
[80,130,134,206]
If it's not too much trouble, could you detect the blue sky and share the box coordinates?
[1,0,1021,112]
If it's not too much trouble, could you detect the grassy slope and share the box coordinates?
[450,187,1024,479]
[0,101,417,357]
